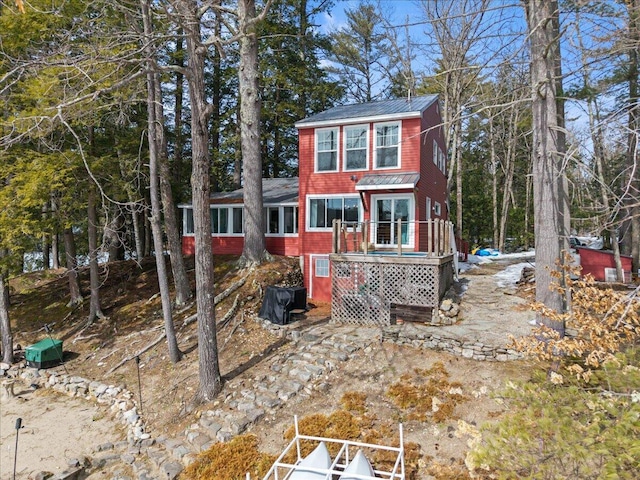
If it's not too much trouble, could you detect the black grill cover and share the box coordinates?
[258,286,307,325]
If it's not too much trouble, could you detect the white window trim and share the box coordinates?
[314,256,330,278]
[370,193,415,248]
[209,205,241,236]
[264,204,299,237]
[373,121,401,170]
[434,201,442,217]
[306,194,362,232]
[426,197,432,220]
[182,207,194,236]
[343,124,369,172]
[315,127,339,173]
[433,140,438,165]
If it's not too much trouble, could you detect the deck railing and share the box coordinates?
[332,218,455,256]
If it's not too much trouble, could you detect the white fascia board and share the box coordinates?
[295,112,422,129]
[355,183,417,191]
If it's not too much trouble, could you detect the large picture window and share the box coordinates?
[308,196,360,230]
[375,122,400,169]
[344,125,367,171]
[316,128,338,172]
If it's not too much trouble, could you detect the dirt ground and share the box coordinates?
[2,256,536,479]
[0,388,123,479]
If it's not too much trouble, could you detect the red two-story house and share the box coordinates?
[181,95,449,304]
[295,95,449,302]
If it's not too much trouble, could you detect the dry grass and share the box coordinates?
[180,434,275,480]
[387,362,467,423]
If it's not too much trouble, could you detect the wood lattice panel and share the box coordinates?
[331,257,450,326]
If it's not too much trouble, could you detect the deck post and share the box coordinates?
[363,221,369,254]
[332,219,341,253]
[397,218,402,255]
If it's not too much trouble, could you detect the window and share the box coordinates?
[266,207,280,234]
[308,196,361,229]
[315,258,330,277]
[316,128,338,172]
[375,122,400,169]
[264,206,298,235]
[433,140,438,165]
[232,207,243,234]
[426,197,432,220]
[184,208,194,234]
[434,201,442,216]
[344,125,367,170]
[284,206,297,234]
[210,208,229,234]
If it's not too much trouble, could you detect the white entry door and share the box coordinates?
[371,195,414,247]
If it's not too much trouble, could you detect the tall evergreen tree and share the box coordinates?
[328,1,391,102]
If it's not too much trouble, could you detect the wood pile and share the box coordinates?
[518,266,536,285]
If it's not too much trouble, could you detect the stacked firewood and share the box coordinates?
[518,266,536,284]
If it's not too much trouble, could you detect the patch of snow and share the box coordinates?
[493,261,535,288]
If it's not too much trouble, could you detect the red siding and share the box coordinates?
[181,235,299,257]
[576,247,633,282]
[298,105,448,302]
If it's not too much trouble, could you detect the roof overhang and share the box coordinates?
[355,172,420,191]
[295,112,422,129]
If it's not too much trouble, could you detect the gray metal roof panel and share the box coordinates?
[356,172,420,189]
[209,177,299,205]
[296,95,438,126]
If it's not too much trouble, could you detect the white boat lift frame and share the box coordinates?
[256,415,405,480]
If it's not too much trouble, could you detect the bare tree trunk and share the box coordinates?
[173,31,185,192]
[64,227,83,306]
[144,201,152,257]
[87,184,105,324]
[51,233,60,269]
[525,0,565,334]
[489,115,498,248]
[498,105,519,252]
[178,0,221,401]
[131,204,145,261]
[627,0,640,278]
[142,0,182,364]
[155,76,192,306]
[233,111,242,189]
[0,273,12,365]
[239,0,267,265]
[104,208,125,262]
[51,196,60,269]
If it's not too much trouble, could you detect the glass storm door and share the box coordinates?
[374,197,411,246]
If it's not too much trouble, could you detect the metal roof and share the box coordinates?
[295,95,438,127]
[207,177,299,205]
[355,172,420,191]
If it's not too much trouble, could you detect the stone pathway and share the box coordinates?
[12,265,536,479]
[141,320,379,477]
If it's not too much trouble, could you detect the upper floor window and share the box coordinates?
[316,128,338,172]
[374,122,400,169]
[344,125,368,171]
[308,196,361,230]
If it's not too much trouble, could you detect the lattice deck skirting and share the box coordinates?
[330,253,455,326]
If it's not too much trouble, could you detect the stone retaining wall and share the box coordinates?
[381,324,522,361]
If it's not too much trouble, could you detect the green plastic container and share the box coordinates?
[25,338,63,368]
